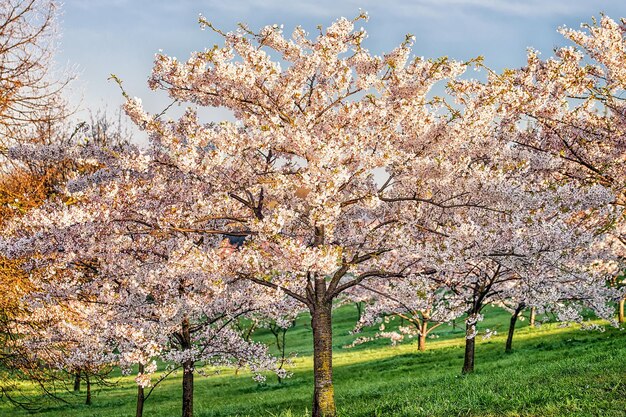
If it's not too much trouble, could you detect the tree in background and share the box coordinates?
[0,1,67,405]
[0,114,131,408]
[2,135,290,417]
[0,0,70,155]
[348,277,458,352]
[480,15,626,315]
[1,108,132,410]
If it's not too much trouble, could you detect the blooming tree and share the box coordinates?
[347,275,459,352]
[477,15,626,313]
[2,140,290,417]
[408,118,619,372]
[0,127,134,410]
[112,13,482,417]
[355,143,618,371]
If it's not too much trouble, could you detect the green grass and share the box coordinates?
[1,305,625,417]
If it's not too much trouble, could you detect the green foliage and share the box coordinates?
[1,306,624,417]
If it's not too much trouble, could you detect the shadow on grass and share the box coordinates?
[2,314,625,417]
[199,324,626,417]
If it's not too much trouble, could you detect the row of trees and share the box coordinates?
[0,3,624,417]
[0,0,137,408]
[0,0,68,406]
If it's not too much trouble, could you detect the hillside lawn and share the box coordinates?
[1,305,624,417]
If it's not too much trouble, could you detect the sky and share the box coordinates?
[55,0,626,127]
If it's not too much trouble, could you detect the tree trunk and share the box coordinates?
[271,323,288,384]
[73,371,80,392]
[505,304,525,353]
[136,364,145,417]
[85,374,92,405]
[355,302,363,321]
[181,317,194,417]
[462,321,475,374]
[311,302,336,417]
[278,327,287,384]
[182,359,194,417]
[418,321,427,352]
[619,298,625,324]
[529,307,536,328]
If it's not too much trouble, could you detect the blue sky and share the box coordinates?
[57,0,626,124]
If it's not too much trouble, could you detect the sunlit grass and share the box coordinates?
[1,305,624,416]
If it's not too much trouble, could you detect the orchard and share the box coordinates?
[0,1,624,417]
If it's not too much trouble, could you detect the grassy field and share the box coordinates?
[1,305,625,417]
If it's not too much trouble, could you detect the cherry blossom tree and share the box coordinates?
[0,126,134,412]
[19,300,116,405]
[1,144,287,417]
[357,47,622,368]
[0,1,128,398]
[0,2,70,386]
[347,276,459,352]
[245,295,301,383]
[360,152,618,371]
[111,13,479,417]
[477,15,626,315]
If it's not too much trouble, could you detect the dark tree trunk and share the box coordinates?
[136,364,145,417]
[505,303,525,353]
[462,327,475,374]
[182,359,194,417]
[181,317,194,417]
[418,321,427,352]
[73,371,80,392]
[529,307,536,328]
[355,302,363,321]
[278,326,287,384]
[85,374,92,405]
[461,271,497,374]
[270,323,288,384]
[619,298,625,324]
[311,301,336,417]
